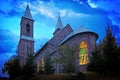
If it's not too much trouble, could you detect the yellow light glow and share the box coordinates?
[37,61,40,72]
[79,41,88,65]
[41,57,44,71]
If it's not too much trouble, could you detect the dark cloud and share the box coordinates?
[7,9,22,17]
[0,29,19,54]
[0,10,5,15]
[0,9,21,18]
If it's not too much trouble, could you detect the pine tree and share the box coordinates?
[22,53,37,76]
[87,25,120,74]
[103,26,120,73]
[87,41,106,72]
[44,53,55,74]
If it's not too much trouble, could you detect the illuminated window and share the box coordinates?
[79,41,88,65]
[41,57,44,71]
[37,61,40,72]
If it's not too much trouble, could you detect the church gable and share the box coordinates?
[49,24,73,47]
[35,24,73,58]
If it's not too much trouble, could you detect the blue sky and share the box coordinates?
[0,0,120,77]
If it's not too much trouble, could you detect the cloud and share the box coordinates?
[0,29,19,54]
[0,29,18,77]
[0,10,5,15]
[19,0,93,20]
[87,0,98,8]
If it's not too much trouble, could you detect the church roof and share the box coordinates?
[55,16,63,30]
[60,26,98,45]
[23,5,33,20]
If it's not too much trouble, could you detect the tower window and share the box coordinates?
[26,23,30,33]
[79,41,88,65]
[26,44,31,54]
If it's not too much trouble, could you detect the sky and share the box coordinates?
[0,0,120,77]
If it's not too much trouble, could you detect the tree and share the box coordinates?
[22,53,37,76]
[87,41,106,72]
[87,25,120,73]
[2,55,22,79]
[44,53,55,74]
[103,26,120,73]
[56,45,77,74]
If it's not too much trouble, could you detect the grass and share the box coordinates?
[10,72,120,80]
[84,71,120,80]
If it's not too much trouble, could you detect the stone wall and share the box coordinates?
[18,39,34,65]
[35,24,73,62]
[62,32,98,72]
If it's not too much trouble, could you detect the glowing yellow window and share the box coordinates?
[79,41,88,65]
[41,57,44,71]
[37,61,40,72]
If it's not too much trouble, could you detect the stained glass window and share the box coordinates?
[79,41,88,65]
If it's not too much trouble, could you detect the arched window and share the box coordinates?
[37,61,40,72]
[26,44,30,54]
[41,57,44,71]
[79,41,88,65]
[26,23,30,33]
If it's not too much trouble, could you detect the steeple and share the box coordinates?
[24,4,33,20]
[18,4,34,66]
[55,16,63,30]
[53,16,63,35]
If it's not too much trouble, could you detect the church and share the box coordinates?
[18,5,98,74]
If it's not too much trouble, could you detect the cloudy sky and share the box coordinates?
[0,0,120,77]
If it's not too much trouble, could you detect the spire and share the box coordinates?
[55,15,63,30]
[53,15,63,35]
[24,4,33,20]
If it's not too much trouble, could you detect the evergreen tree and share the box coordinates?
[87,25,120,73]
[44,53,55,74]
[103,26,120,73]
[87,42,106,72]
[2,55,22,79]
[22,53,37,76]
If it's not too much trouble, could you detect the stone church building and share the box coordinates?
[18,5,98,74]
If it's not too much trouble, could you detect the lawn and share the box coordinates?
[11,72,120,80]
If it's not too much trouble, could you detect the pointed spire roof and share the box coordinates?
[23,4,33,20]
[55,16,63,30]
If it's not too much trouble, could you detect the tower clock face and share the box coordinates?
[26,23,30,33]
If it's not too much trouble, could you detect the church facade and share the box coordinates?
[18,5,98,74]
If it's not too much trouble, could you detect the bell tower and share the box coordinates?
[18,5,34,65]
